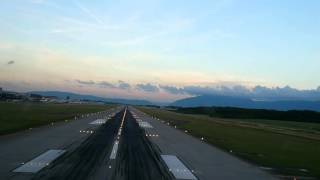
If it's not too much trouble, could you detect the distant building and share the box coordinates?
[44,96,58,99]
[0,90,60,103]
[40,96,58,102]
[0,91,25,101]
[28,94,43,102]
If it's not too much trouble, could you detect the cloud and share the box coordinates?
[7,60,15,65]
[73,0,105,26]
[168,84,320,101]
[118,80,131,90]
[75,79,95,85]
[182,86,219,96]
[98,81,115,88]
[74,79,132,90]
[160,85,184,94]
[72,78,320,101]
[136,83,159,92]
[75,79,130,90]
[250,85,320,100]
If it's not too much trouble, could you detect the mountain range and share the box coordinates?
[171,95,320,111]
[30,91,153,106]
[30,91,320,111]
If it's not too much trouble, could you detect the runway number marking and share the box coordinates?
[13,149,66,173]
[161,155,197,180]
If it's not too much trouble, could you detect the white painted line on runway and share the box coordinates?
[138,121,153,128]
[109,140,119,159]
[89,119,107,125]
[110,108,127,160]
[13,149,66,173]
[161,155,197,180]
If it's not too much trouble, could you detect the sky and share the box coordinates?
[0,0,320,102]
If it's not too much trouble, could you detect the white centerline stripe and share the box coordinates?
[13,149,66,173]
[109,108,127,160]
[109,140,119,159]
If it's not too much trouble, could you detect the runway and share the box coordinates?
[129,107,278,180]
[0,106,278,180]
[0,106,122,180]
[32,108,172,180]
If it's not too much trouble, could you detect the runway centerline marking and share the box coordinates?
[109,140,119,159]
[13,149,66,173]
[109,108,127,160]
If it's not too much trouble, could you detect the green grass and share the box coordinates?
[175,106,320,123]
[0,102,113,135]
[139,107,320,178]
[232,118,320,132]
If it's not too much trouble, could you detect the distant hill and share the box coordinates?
[171,95,320,111]
[30,91,153,106]
[174,107,320,123]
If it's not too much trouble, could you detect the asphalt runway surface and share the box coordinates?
[1,106,278,180]
[0,107,122,180]
[110,110,172,180]
[32,109,123,180]
[31,108,172,180]
[129,107,278,180]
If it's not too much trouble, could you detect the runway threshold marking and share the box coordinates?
[89,119,107,125]
[132,111,153,129]
[13,149,66,173]
[109,108,127,160]
[138,121,153,128]
[161,155,197,180]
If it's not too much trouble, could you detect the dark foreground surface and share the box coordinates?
[0,107,121,180]
[111,110,172,180]
[33,108,172,180]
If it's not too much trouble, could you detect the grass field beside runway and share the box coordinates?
[138,107,320,178]
[0,102,113,135]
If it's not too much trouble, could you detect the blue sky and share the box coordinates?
[0,0,319,102]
